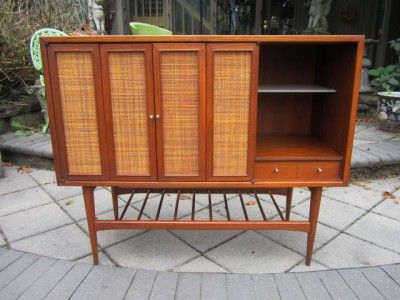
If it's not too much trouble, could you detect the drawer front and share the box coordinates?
[255,162,297,180]
[297,161,340,180]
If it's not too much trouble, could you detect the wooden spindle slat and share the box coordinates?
[268,190,285,221]
[173,190,180,220]
[119,190,135,220]
[155,190,166,220]
[223,191,230,221]
[239,191,249,221]
[137,190,150,220]
[191,190,196,221]
[254,190,267,221]
[208,190,212,221]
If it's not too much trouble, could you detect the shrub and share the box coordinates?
[0,0,87,100]
[369,37,400,92]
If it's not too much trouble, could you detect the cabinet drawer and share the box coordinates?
[297,162,340,180]
[255,162,297,180]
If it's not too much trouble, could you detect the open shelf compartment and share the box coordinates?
[255,42,359,175]
[256,134,343,161]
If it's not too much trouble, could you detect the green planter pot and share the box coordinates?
[129,22,172,35]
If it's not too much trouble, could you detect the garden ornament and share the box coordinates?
[30,28,67,134]
[304,0,332,34]
[88,0,105,33]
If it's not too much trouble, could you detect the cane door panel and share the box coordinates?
[153,43,206,181]
[100,44,157,180]
[207,43,259,181]
[47,44,108,180]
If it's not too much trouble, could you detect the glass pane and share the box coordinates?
[131,0,259,35]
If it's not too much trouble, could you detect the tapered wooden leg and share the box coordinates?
[83,186,98,265]
[111,187,119,220]
[306,187,322,266]
[285,188,293,221]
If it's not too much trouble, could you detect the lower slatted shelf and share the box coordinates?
[95,189,311,233]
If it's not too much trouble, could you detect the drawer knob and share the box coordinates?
[273,168,279,174]
[317,168,323,173]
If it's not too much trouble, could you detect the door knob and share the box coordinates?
[155,114,160,119]
[149,114,154,119]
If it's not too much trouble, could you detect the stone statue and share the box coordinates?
[303,0,332,34]
[88,0,105,33]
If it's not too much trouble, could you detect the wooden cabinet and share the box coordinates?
[41,35,364,267]
[42,36,363,188]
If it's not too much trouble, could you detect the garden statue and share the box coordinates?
[303,0,332,34]
[88,0,105,33]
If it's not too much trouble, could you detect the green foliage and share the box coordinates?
[389,38,400,61]
[369,37,400,92]
[15,129,34,137]
[0,0,87,100]
[10,119,26,130]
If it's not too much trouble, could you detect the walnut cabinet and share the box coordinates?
[41,35,364,266]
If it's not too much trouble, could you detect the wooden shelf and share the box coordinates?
[256,134,343,161]
[258,84,336,93]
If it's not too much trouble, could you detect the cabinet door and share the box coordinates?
[207,43,259,181]
[47,44,108,180]
[153,43,206,181]
[100,44,157,180]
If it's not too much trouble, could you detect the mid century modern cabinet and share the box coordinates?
[41,35,364,265]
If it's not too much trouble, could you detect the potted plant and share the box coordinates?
[369,38,400,129]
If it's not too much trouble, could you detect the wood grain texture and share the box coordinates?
[40,35,364,43]
[58,179,344,188]
[257,94,313,135]
[311,42,364,184]
[256,134,342,161]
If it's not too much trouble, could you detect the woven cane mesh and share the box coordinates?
[108,52,150,176]
[160,51,199,176]
[213,51,251,176]
[56,52,101,175]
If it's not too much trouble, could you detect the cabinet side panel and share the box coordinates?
[213,51,251,176]
[108,52,150,176]
[56,52,101,175]
[160,51,200,176]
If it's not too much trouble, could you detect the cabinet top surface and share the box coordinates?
[41,35,364,44]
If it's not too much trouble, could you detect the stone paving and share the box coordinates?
[1,165,400,273]
[353,123,400,167]
[1,247,400,299]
